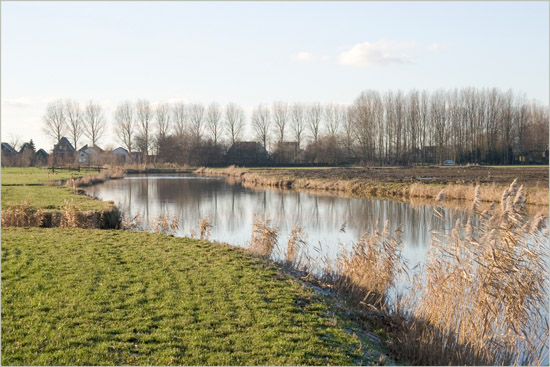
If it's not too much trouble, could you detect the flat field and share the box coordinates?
[249,165,548,188]
[1,227,385,365]
[1,167,112,211]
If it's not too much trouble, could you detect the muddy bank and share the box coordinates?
[196,166,549,207]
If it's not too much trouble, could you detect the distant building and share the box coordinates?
[113,147,130,163]
[52,137,76,164]
[226,141,270,166]
[1,142,17,166]
[78,144,104,165]
[443,160,455,166]
[34,149,50,166]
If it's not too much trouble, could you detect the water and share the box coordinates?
[85,173,549,364]
[85,174,469,268]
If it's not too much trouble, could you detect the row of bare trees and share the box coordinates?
[348,88,549,165]
[42,88,548,166]
[42,99,106,150]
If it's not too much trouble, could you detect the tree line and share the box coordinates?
[41,87,548,166]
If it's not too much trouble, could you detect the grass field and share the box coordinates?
[1,167,101,186]
[1,227,386,365]
[1,168,113,212]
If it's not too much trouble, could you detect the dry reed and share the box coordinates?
[249,214,279,258]
[325,221,406,309]
[1,200,44,227]
[393,180,549,365]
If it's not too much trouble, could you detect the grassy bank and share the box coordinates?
[1,167,121,228]
[1,227,388,365]
[196,166,549,207]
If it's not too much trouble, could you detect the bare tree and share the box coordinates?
[206,102,223,145]
[272,101,289,144]
[251,104,271,149]
[136,99,153,156]
[306,103,323,143]
[7,133,22,152]
[156,103,171,141]
[65,100,83,150]
[113,101,135,153]
[83,101,106,147]
[43,99,67,144]
[224,103,245,145]
[290,103,306,151]
[189,103,205,140]
[324,103,343,137]
[172,102,188,137]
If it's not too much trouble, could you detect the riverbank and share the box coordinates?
[196,165,549,207]
[1,168,395,365]
[1,227,392,365]
[1,167,121,229]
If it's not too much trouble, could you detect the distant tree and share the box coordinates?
[113,101,135,153]
[83,101,106,147]
[65,100,83,150]
[189,103,205,140]
[136,99,153,157]
[251,104,271,149]
[156,103,171,141]
[224,103,245,145]
[206,102,223,146]
[272,101,289,144]
[290,103,306,151]
[172,102,188,138]
[43,99,67,144]
[306,103,323,143]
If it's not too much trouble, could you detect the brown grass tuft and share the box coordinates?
[249,214,279,258]
[1,200,44,227]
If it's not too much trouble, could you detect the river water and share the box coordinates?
[85,174,470,269]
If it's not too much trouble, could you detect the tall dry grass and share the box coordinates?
[249,214,279,258]
[393,181,549,365]
[1,200,44,227]
[324,221,406,309]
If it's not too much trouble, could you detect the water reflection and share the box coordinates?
[86,174,471,266]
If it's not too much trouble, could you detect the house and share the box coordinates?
[225,141,270,167]
[78,144,104,165]
[113,147,130,163]
[1,142,17,167]
[52,137,76,164]
[34,149,50,166]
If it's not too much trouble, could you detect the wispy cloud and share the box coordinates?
[427,42,446,52]
[1,97,34,107]
[338,39,416,67]
[291,51,316,62]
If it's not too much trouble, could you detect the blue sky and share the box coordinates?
[1,1,548,150]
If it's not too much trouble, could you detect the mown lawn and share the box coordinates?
[1,167,101,186]
[1,168,112,211]
[2,228,384,365]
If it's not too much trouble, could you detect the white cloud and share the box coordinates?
[427,43,445,52]
[1,97,34,107]
[292,52,316,62]
[338,39,416,67]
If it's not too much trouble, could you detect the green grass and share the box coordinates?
[1,167,101,186]
[1,185,112,211]
[1,168,112,212]
[2,227,384,365]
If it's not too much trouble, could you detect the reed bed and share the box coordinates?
[198,166,549,207]
[324,221,406,309]
[392,180,549,365]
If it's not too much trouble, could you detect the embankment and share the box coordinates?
[195,166,549,207]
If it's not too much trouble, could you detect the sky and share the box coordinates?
[1,1,549,151]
